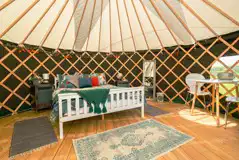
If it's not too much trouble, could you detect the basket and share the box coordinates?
[217,72,235,80]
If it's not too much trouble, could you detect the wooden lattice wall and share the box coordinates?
[0,32,239,117]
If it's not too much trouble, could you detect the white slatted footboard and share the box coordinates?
[58,87,144,139]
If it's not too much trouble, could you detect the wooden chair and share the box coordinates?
[185,73,211,109]
[224,83,239,129]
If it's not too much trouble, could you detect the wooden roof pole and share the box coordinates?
[98,0,103,52]
[56,0,81,50]
[181,0,238,54]
[116,0,125,52]
[149,0,179,45]
[161,0,197,42]
[0,0,15,11]
[20,0,57,45]
[180,0,218,37]
[139,0,164,48]
[109,0,112,53]
[71,0,89,51]
[0,0,40,39]
[130,0,150,50]
[123,0,136,52]
[201,0,239,27]
[40,0,69,47]
[85,0,97,51]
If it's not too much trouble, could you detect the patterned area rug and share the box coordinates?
[73,119,193,160]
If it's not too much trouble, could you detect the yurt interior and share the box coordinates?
[0,0,239,159]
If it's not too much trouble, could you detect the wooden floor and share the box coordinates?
[1,101,239,160]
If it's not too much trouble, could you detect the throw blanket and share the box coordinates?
[78,88,109,114]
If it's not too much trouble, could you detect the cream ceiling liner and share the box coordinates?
[0,0,238,52]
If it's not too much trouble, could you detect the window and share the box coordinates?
[210,55,239,95]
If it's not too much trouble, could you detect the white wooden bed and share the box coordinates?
[54,78,144,139]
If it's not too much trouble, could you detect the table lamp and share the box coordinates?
[42,73,49,83]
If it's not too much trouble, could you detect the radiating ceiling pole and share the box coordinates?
[109,0,112,53]
[201,0,239,27]
[20,0,57,45]
[71,0,89,51]
[116,0,125,52]
[98,0,103,52]
[149,0,179,45]
[0,0,40,39]
[123,0,136,52]
[161,0,197,42]
[40,0,69,47]
[131,0,150,50]
[56,0,81,50]
[0,0,15,11]
[181,0,238,54]
[180,0,218,37]
[85,0,97,51]
[139,0,164,48]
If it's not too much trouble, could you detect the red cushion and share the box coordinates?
[91,76,99,86]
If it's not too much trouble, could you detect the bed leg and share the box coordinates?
[141,105,144,118]
[59,121,63,139]
[101,114,104,120]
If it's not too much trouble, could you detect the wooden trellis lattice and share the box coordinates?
[0,34,239,116]
[0,0,239,116]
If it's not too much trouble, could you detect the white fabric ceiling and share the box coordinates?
[0,0,238,52]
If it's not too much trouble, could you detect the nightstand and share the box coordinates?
[33,83,53,112]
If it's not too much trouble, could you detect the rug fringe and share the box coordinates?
[9,141,57,160]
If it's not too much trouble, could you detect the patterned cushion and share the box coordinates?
[82,74,91,78]
[98,73,106,85]
[91,76,99,86]
[59,79,76,88]
[74,72,83,78]
[58,74,71,82]
[67,75,80,88]
[79,77,92,88]
[57,74,82,88]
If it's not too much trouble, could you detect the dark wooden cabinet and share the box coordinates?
[32,83,53,112]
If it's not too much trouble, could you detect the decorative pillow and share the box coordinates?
[74,72,83,78]
[82,74,91,78]
[79,77,92,88]
[91,76,99,87]
[68,75,80,88]
[59,79,76,88]
[98,73,106,85]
